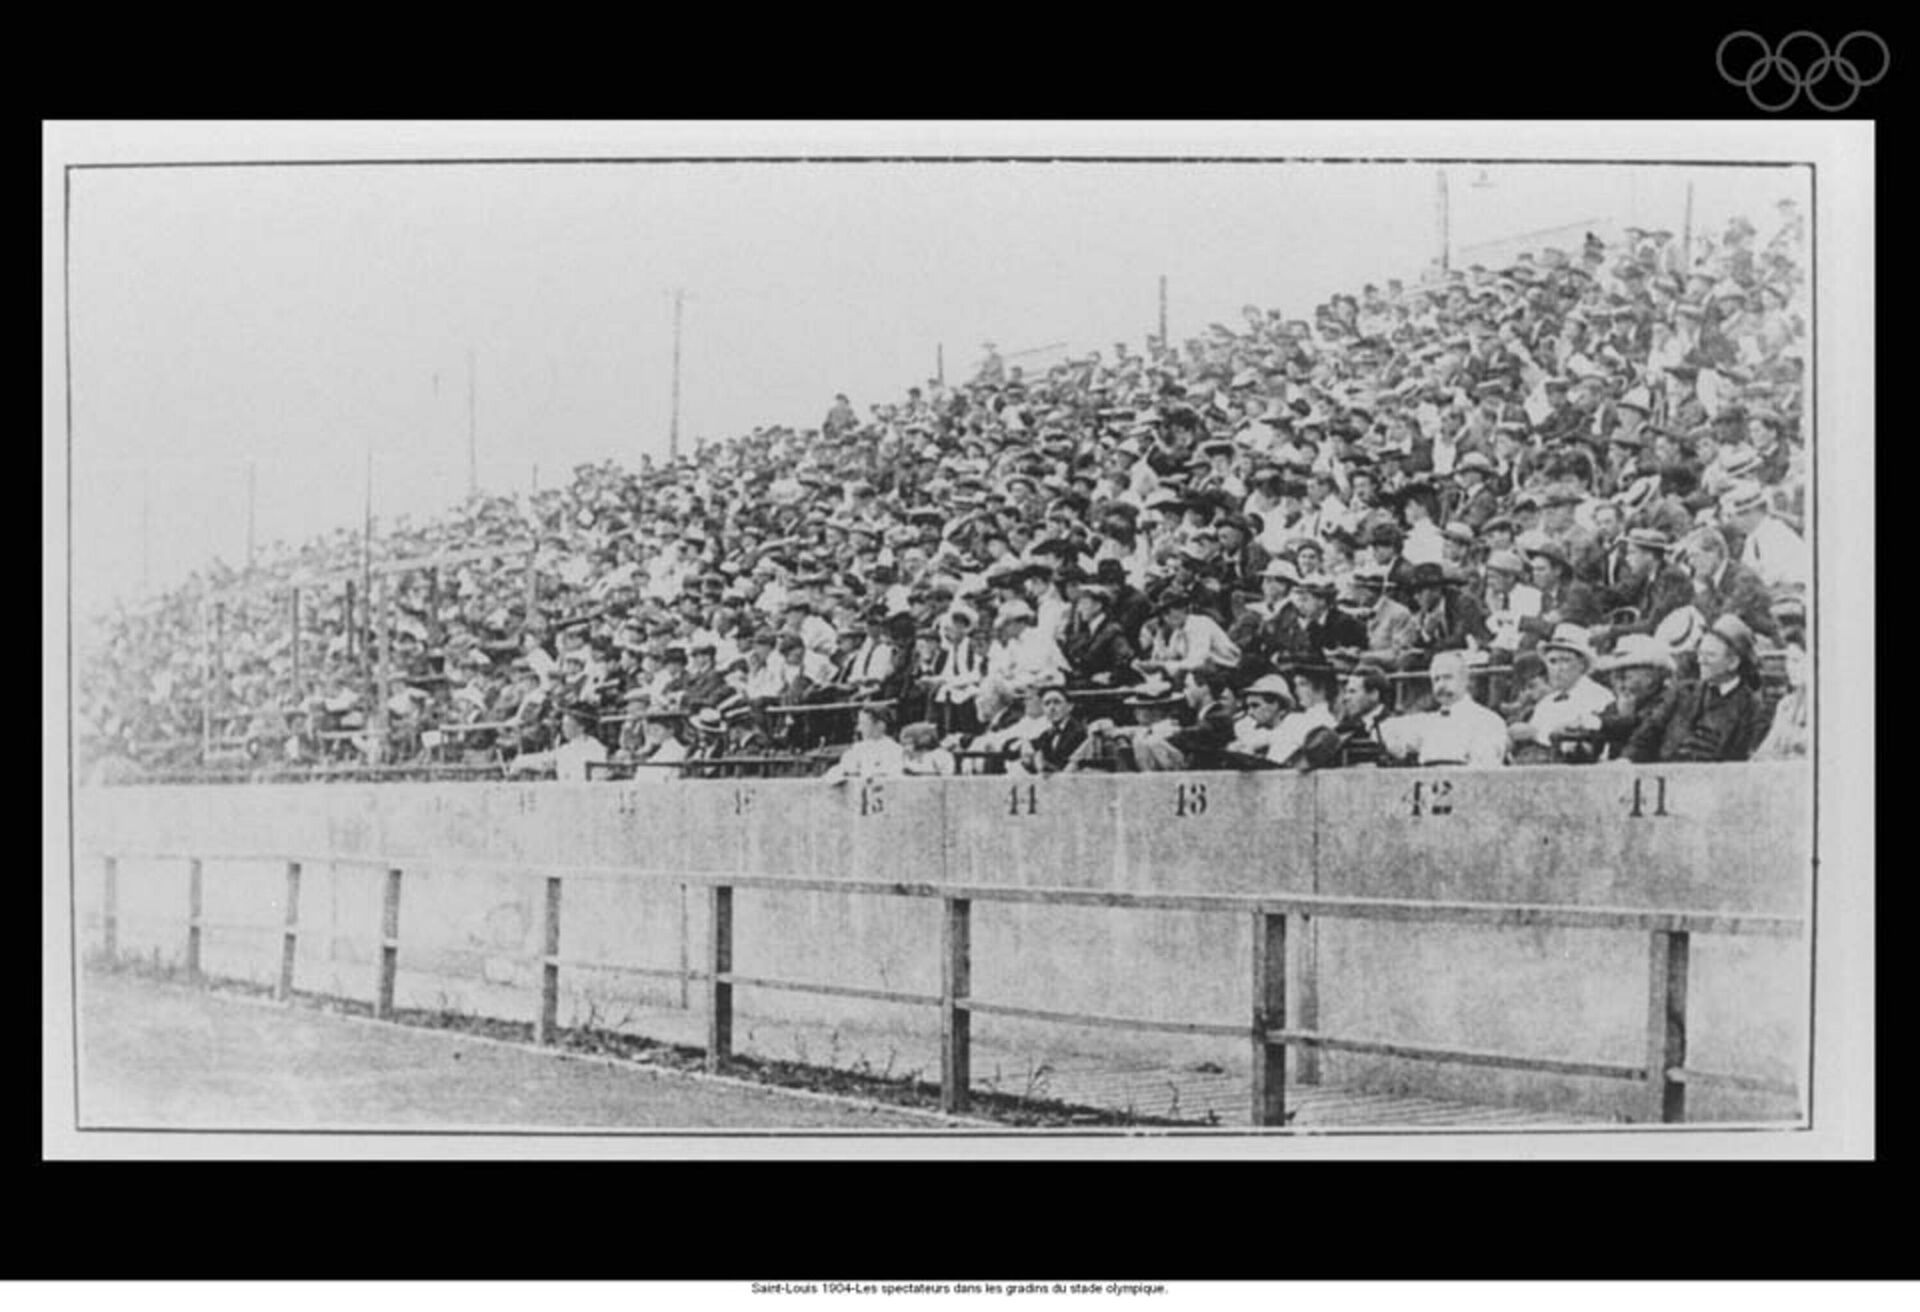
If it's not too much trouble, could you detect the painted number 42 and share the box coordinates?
[1408,779,1453,818]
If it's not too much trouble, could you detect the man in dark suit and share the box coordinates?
[1019,683,1089,775]
[1406,562,1491,661]
[1625,616,1773,762]
[1517,540,1603,641]
[1682,527,1779,641]
[1595,528,1695,647]
[677,642,736,713]
[1267,576,1367,671]
[1060,585,1140,688]
[1448,453,1504,530]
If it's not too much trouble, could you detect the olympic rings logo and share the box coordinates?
[1716,31,1889,111]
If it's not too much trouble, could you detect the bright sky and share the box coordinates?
[64,149,1809,613]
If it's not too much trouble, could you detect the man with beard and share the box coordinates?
[1592,635,1675,762]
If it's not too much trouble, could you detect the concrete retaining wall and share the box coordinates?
[74,763,1811,1121]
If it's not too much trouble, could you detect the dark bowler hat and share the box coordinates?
[1408,562,1451,590]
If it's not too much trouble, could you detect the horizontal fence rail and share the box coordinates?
[81,845,1807,1128]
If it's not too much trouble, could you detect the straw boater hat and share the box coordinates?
[1245,673,1297,707]
[1599,634,1675,675]
[1540,623,1596,668]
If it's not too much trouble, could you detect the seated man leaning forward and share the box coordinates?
[1506,623,1614,764]
[1378,649,1509,768]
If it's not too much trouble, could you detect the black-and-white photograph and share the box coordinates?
[43,122,1871,1158]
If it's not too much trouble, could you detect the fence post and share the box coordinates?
[375,866,403,1020]
[185,857,204,980]
[1251,911,1289,1128]
[678,881,691,1010]
[707,884,732,1071]
[941,896,972,1115]
[102,856,119,960]
[277,861,302,1002]
[536,876,562,1045]
[1646,929,1690,1123]
[1293,912,1320,1086]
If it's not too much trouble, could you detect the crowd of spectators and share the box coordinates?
[79,205,1813,782]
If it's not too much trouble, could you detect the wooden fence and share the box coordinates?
[85,848,1803,1127]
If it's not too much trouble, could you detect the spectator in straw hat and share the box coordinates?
[1507,624,1614,763]
[1593,635,1676,762]
[1264,664,1341,767]
[1232,672,1296,758]
[1625,615,1773,763]
[1722,481,1808,593]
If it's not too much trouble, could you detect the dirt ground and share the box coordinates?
[75,972,941,1131]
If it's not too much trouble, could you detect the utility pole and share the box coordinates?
[361,443,374,689]
[140,486,151,594]
[669,287,684,461]
[467,347,478,499]
[1682,181,1695,273]
[1436,167,1451,275]
[1157,275,1168,346]
[937,342,945,386]
[245,460,257,572]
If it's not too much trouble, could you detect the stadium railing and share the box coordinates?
[84,844,1804,1126]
